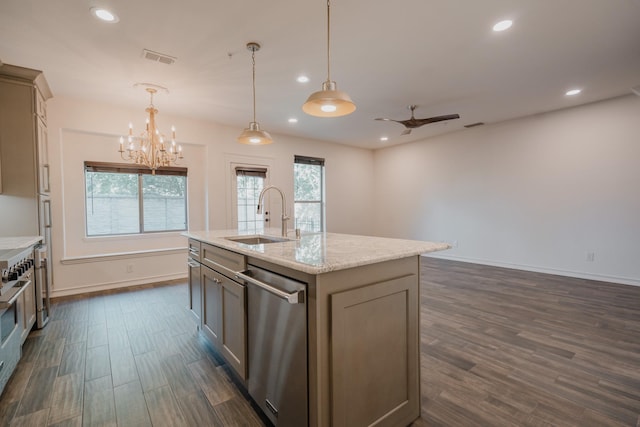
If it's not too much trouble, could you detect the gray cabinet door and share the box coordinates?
[221,277,247,380]
[188,260,202,324]
[202,266,222,350]
[330,274,419,427]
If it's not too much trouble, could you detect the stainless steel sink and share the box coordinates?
[225,235,291,245]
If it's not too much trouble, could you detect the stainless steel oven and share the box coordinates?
[0,246,34,394]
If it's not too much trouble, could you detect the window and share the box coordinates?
[235,166,267,234]
[294,155,325,232]
[84,162,187,236]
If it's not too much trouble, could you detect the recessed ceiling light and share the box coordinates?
[493,20,513,32]
[91,7,119,23]
[296,75,309,83]
[288,118,298,123]
[380,137,388,142]
[565,89,582,96]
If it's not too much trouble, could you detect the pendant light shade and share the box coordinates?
[303,0,356,117]
[238,42,273,145]
[303,80,356,117]
[237,121,273,145]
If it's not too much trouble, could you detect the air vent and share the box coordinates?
[464,122,485,128]
[632,85,640,96]
[141,49,176,65]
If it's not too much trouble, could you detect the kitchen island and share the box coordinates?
[183,229,449,427]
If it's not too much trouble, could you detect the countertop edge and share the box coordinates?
[183,230,451,275]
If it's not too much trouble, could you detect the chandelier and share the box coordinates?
[119,86,183,173]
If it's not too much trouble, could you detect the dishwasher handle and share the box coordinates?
[235,270,305,304]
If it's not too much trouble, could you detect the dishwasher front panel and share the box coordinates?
[245,265,308,427]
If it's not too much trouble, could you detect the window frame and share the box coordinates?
[233,165,269,234]
[294,155,325,232]
[84,161,188,237]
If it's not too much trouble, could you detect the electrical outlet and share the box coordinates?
[126,264,134,273]
[586,252,595,262]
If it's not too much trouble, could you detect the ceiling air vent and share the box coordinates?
[464,122,485,128]
[141,49,176,65]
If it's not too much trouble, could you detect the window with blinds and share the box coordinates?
[294,156,325,232]
[84,162,187,236]
[235,166,267,233]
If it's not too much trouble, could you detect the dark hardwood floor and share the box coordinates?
[0,258,638,426]
[413,258,640,427]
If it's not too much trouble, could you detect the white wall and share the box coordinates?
[48,96,374,296]
[373,95,640,286]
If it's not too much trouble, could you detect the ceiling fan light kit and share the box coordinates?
[303,0,356,118]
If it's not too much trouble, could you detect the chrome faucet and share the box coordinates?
[257,185,290,237]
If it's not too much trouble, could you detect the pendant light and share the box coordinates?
[302,0,356,117]
[238,42,273,145]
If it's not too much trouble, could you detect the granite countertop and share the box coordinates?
[0,236,43,250]
[183,229,450,275]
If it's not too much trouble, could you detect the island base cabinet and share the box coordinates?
[202,266,222,350]
[330,274,419,427]
[201,264,247,381]
[188,259,202,324]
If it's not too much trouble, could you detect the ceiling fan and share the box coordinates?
[375,105,460,135]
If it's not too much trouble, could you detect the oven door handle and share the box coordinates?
[0,279,31,309]
[235,270,305,304]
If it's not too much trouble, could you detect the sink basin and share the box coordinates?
[225,235,291,245]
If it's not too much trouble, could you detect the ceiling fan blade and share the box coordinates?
[414,114,460,126]
[401,128,412,136]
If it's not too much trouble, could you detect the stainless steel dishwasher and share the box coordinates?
[235,265,307,427]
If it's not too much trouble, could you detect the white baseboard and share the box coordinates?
[50,273,188,298]
[424,253,640,288]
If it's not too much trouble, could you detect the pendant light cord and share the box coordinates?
[326,0,331,82]
[252,47,257,123]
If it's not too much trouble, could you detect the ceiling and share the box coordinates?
[1,0,639,149]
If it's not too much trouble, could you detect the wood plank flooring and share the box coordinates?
[1,258,639,426]
[0,283,265,427]
[412,258,640,427]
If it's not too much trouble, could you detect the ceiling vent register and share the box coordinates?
[141,49,176,65]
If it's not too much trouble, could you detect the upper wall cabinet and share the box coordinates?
[0,64,52,198]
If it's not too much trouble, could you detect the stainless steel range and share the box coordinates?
[0,246,35,393]
[0,247,34,295]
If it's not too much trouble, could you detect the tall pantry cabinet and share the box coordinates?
[0,64,53,287]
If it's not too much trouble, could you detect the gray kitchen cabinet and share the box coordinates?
[0,63,54,289]
[202,265,222,349]
[197,243,247,381]
[18,277,37,344]
[187,239,202,324]
[219,274,246,379]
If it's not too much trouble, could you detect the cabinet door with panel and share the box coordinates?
[220,275,247,380]
[188,258,202,324]
[202,265,222,350]
[20,279,36,343]
[36,118,49,194]
[330,274,419,427]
